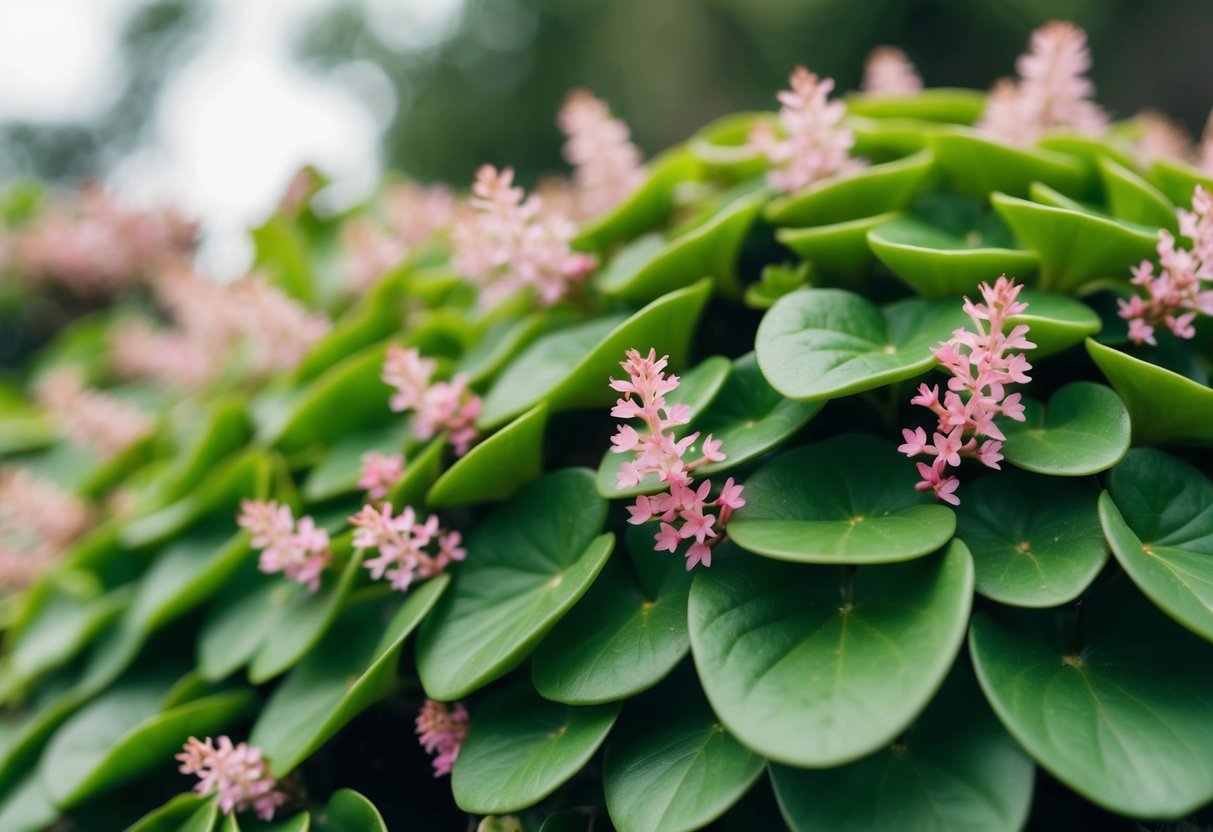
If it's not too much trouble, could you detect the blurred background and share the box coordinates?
[2,0,1212,275]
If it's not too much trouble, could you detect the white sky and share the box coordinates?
[0,0,465,277]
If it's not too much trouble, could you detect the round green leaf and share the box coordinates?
[124,793,209,832]
[1004,292,1100,358]
[867,216,1040,297]
[197,565,294,682]
[311,789,387,832]
[776,212,900,275]
[764,150,935,227]
[970,578,1213,819]
[770,666,1034,832]
[845,89,986,123]
[452,685,620,814]
[689,541,974,766]
[991,192,1158,293]
[1086,338,1213,445]
[1102,448,1213,642]
[302,421,411,502]
[686,111,768,181]
[1098,157,1177,231]
[417,470,613,700]
[250,576,447,775]
[574,149,702,253]
[7,577,127,687]
[458,313,549,385]
[850,116,950,159]
[128,530,252,636]
[1150,156,1213,207]
[427,403,547,508]
[479,280,712,428]
[956,470,1106,607]
[728,434,956,564]
[1000,382,1130,476]
[929,131,1088,198]
[603,691,763,832]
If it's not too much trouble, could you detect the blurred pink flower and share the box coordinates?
[861,47,922,95]
[358,451,405,500]
[0,467,92,589]
[558,89,645,218]
[36,368,154,460]
[416,699,470,777]
[349,502,465,592]
[177,736,286,820]
[1201,111,1213,174]
[237,499,332,592]
[1133,110,1192,167]
[382,345,481,456]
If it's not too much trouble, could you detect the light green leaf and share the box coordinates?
[427,403,547,507]
[1000,382,1130,476]
[765,150,935,227]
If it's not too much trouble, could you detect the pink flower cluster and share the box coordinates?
[1120,185,1213,345]
[237,500,332,591]
[36,368,154,460]
[0,184,195,297]
[382,345,481,456]
[1133,110,1193,167]
[1202,113,1213,174]
[979,21,1107,146]
[610,349,745,570]
[899,277,1034,505]
[558,89,646,219]
[416,699,470,777]
[862,47,923,95]
[342,182,455,291]
[349,503,466,592]
[451,165,598,307]
[177,736,286,820]
[358,451,405,500]
[0,467,92,590]
[749,66,864,194]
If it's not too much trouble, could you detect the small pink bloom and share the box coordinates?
[558,89,646,219]
[715,478,747,512]
[862,46,922,96]
[654,523,681,553]
[358,451,405,500]
[239,500,332,592]
[685,542,713,570]
[898,426,929,457]
[177,736,286,821]
[416,700,470,778]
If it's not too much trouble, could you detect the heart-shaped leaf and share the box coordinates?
[427,403,547,508]
[479,280,712,428]
[311,789,388,832]
[776,212,900,275]
[765,150,935,227]
[250,577,447,774]
[991,193,1157,293]
[867,216,1040,297]
[603,688,764,832]
[689,541,973,766]
[1098,158,1177,231]
[1086,338,1213,445]
[728,434,956,564]
[303,421,411,502]
[1101,448,1213,642]
[452,684,619,814]
[956,470,1106,607]
[969,577,1213,819]
[769,665,1034,832]
[574,149,702,252]
[929,131,1089,198]
[417,470,612,700]
[845,89,986,123]
[1000,382,1130,476]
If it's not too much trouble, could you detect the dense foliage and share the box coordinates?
[3,23,1213,832]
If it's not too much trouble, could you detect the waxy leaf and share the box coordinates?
[991,193,1157,293]
[427,403,547,507]
[867,216,1040,297]
[0,773,56,832]
[124,793,209,832]
[251,577,447,774]
[845,89,985,123]
[417,470,612,700]
[956,470,1106,607]
[765,150,935,227]
[1102,448,1213,642]
[689,541,973,765]
[1000,382,1130,476]
[1150,157,1213,208]
[1086,338,1213,445]
[177,798,220,832]
[574,149,702,253]
[7,576,127,687]
[311,789,388,832]
[970,578,1213,819]
[1098,158,1177,231]
[452,685,619,814]
[302,421,411,502]
[776,212,899,275]
[479,280,712,428]
[728,434,956,564]
[603,689,763,832]
[196,566,295,683]
[770,666,1034,832]
[458,313,549,385]
[929,131,1088,198]
[687,112,768,181]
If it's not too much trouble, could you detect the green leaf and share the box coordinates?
[770,666,1034,832]
[417,470,612,700]
[384,436,445,507]
[687,112,768,181]
[1150,157,1213,207]
[1102,448,1213,642]
[124,793,209,832]
[755,289,966,401]
[845,89,986,123]
[311,789,387,832]
[452,684,620,814]
[574,149,702,253]
[127,530,251,636]
[176,798,220,832]
[1086,338,1213,445]
[969,577,1213,819]
[458,313,549,385]
[0,773,57,832]
[7,577,127,687]
[427,403,547,508]
[765,150,935,227]
[597,192,763,301]
[479,280,712,428]
[867,216,1040,297]
[1000,382,1130,476]
[603,690,764,832]
[689,541,973,765]
[991,192,1158,293]
[1005,292,1100,358]
[956,470,1106,607]
[776,212,899,276]
[251,577,447,775]
[302,421,411,502]
[728,434,956,564]
[532,544,690,705]
[929,131,1088,198]
[197,565,294,682]
[1098,158,1177,231]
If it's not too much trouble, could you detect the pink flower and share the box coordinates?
[177,736,286,820]
[900,276,1034,504]
[416,700,470,777]
[558,89,645,219]
[358,452,405,500]
[979,21,1107,146]
[350,502,464,592]
[382,345,481,456]
[1133,110,1192,166]
[0,467,92,590]
[749,66,864,194]
[36,368,154,460]
[237,500,332,591]
[862,47,922,95]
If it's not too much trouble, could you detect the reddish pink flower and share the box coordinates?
[382,345,481,456]
[358,452,405,500]
[862,47,922,95]
[237,500,332,592]
[416,700,470,777]
[900,277,1035,504]
[349,502,465,592]
[177,736,286,820]
[558,89,645,219]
